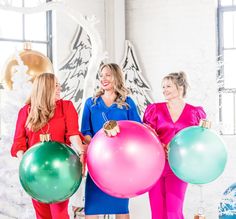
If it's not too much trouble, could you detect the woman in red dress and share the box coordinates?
[11,73,87,219]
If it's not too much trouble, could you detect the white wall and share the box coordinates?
[53,0,106,71]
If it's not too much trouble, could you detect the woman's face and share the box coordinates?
[162,79,182,100]
[55,79,61,101]
[99,67,115,91]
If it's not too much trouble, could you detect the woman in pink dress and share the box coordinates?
[143,71,206,219]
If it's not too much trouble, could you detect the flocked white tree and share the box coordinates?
[0,51,34,219]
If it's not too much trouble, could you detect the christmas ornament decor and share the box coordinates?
[168,119,227,184]
[194,214,206,219]
[103,120,120,137]
[19,141,82,203]
[3,42,53,89]
[87,120,165,198]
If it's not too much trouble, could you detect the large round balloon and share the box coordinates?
[219,182,236,219]
[19,141,82,203]
[168,126,227,184]
[87,121,165,198]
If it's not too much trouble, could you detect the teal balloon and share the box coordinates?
[19,141,82,203]
[168,126,227,184]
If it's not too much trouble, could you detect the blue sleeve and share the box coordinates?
[126,97,142,123]
[81,98,93,137]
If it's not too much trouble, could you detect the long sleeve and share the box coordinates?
[63,100,84,143]
[126,97,141,123]
[11,106,28,157]
[81,98,93,137]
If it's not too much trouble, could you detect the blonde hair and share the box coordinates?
[26,73,57,132]
[163,71,189,97]
[95,63,129,108]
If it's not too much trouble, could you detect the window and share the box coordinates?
[218,0,236,134]
[0,0,53,80]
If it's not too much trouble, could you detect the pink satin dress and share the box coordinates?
[143,102,206,219]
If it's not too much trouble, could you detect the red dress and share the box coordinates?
[11,99,83,219]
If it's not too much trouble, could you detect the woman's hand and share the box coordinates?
[69,135,88,177]
[80,152,87,177]
[103,120,120,137]
[16,150,24,161]
[162,143,169,158]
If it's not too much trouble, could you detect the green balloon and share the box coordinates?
[168,126,227,184]
[19,141,82,203]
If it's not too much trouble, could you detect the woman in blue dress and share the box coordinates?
[81,63,141,219]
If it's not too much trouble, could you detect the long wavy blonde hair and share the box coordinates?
[26,73,57,132]
[94,63,129,108]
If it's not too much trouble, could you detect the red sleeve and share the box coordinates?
[11,106,29,157]
[63,100,84,144]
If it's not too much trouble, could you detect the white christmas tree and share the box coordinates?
[0,51,34,219]
[60,25,92,113]
[121,40,153,116]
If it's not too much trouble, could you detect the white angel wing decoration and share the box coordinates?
[60,25,92,112]
[121,40,153,116]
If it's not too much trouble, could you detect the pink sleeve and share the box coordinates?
[196,106,207,124]
[11,106,28,157]
[143,104,157,130]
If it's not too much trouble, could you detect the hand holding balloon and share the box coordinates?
[168,121,227,184]
[16,150,24,161]
[80,152,87,177]
[103,120,120,137]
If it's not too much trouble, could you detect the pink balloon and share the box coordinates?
[87,121,165,198]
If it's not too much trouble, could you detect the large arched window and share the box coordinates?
[218,0,236,135]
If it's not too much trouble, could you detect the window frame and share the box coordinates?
[218,0,236,135]
[0,0,53,60]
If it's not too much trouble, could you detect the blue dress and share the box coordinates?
[81,96,141,215]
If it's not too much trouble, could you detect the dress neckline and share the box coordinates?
[99,96,116,108]
[164,102,188,124]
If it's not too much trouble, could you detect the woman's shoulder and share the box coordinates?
[186,103,204,111]
[20,104,30,112]
[186,103,206,120]
[146,102,166,109]
[125,96,135,104]
[144,102,165,115]
[186,103,206,117]
[85,97,96,105]
[58,99,74,109]
[18,104,30,118]
[60,99,72,105]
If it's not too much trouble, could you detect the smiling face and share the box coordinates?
[99,66,115,91]
[162,78,183,101]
